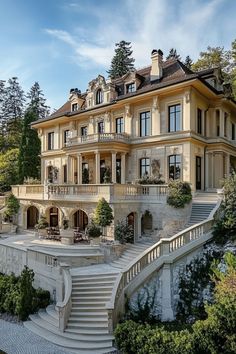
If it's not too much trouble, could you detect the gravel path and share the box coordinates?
[0,319,72,354]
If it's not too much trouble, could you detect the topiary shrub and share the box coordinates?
[167,180,192,208]
[115,220,134,244]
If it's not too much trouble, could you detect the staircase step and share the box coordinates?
[24,320,114,353]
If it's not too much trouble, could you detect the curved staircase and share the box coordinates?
[24,192,220,354]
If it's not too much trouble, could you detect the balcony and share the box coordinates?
[67,133,130,146]
[12,184,168,203]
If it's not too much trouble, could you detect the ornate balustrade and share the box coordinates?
[56,266,72,332]
[12,183,168,203]
[106,216,216,332]
[68,132,130,146]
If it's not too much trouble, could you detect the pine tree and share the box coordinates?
[184,55,193,69]
[18,109,41,183]
[166,48,181,60]
[192,46,230,73]
[2,77,25,149]
[107,40,135,79]
[27,82,50,120]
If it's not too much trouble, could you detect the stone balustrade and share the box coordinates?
[106,217,215,332]
[12,183,168,203]
[68,132,130,146]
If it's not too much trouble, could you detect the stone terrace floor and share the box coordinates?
[0,319,73,354]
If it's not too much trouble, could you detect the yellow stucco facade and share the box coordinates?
[12,51,236,235]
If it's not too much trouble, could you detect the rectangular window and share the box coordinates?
[98,121,104,133]
[72,103,78,112]
[168,104,181,132]
[140,158,150,177]
[81,126,87,136]
[48,132,54,150]
[197,108,202,134]
[224,113,227,137]
[64,130,70,146]
[116,159,121,183]
[232,123,235,140]
[140,111,151,137]
[169,155,181,180]
[63,165,67,183]
[126,83,135,93]
[116,117,124,133]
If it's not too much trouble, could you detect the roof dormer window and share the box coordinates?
[126,82,135,93]
[72,103,78,112]
[96,89,103,104]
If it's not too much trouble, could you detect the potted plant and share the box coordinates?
[35,215,49,238]
[4,193,20,232]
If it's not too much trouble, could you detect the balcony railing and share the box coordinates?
[67,133,130,146]
[12,184,168,203]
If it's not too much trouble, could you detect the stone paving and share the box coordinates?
[0,319,72,354]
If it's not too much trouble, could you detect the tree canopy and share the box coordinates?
[107,40,135,79]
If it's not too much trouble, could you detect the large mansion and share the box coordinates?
[12,49,236,238]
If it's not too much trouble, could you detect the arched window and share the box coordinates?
[96,89,103,104]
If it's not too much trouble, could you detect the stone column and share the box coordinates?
[77,154,82,184]
[225,153,230,177]
[67,155,72,184]
[121,153,126,184]
[205,153,209,190]
[111,151,117,183]
[220,109,224,137]
[41,159,44,184]
[161,264,174,321]
[152,96,160,135]
[95,151,100,184]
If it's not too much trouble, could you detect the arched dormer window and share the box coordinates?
[96,89,103,104]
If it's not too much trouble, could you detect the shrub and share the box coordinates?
[33,288,51,311]
[94,198,113,228]
[35,215,48,229]
[4,193,20,223]
[213,173,236,244]
[115,220,134,244]
[87,220,102,238]
[16,266,35,320]
[137,175,166,185]
[167,180,192,208]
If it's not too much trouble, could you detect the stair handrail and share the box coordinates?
[56,264,72,332]
[106,197,222,331]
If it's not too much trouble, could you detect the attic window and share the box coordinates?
[72,103,78,112]
[96,89,103,104]
[126,82,135,93]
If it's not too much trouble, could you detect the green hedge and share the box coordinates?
[0,267,50,320]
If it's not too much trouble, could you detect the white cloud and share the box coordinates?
[45,0,229,71]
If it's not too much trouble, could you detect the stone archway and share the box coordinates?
[72,209,88,230]
[27,206,39,229]
[127,212,136,243]
[48,207,59,227]
[141,210,153,235]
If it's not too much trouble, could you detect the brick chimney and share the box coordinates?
[150,49,163,81]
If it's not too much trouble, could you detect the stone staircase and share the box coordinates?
[186,193,218,226]
[109,240,154,269]
[23,193,219,354]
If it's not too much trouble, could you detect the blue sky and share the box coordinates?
[0,0,235,110]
